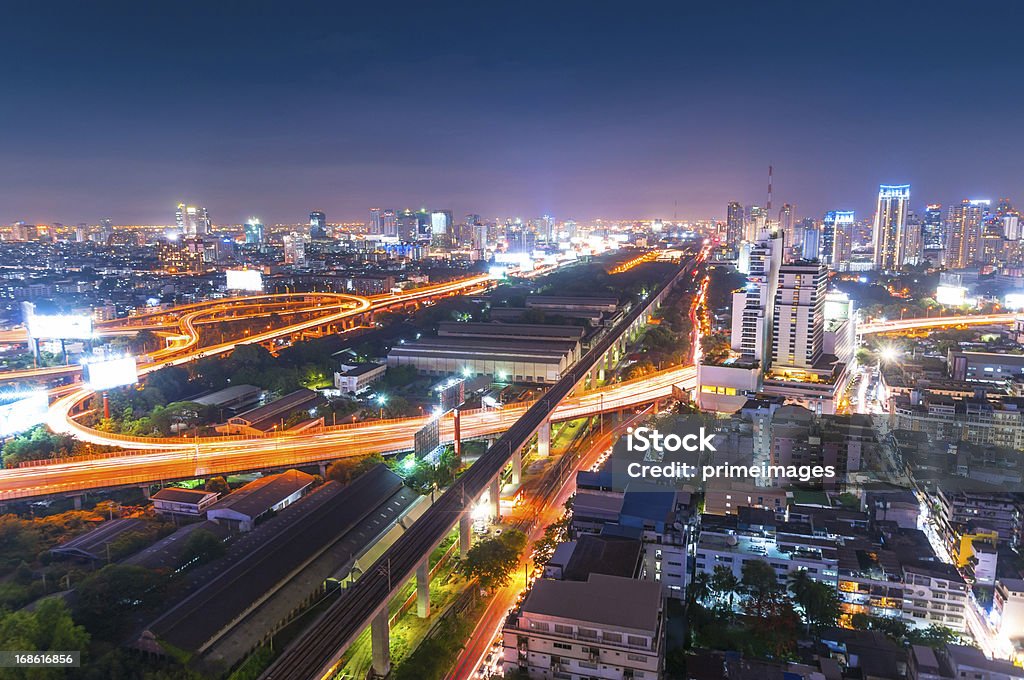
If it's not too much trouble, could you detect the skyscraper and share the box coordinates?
[945,199,986,269]
[369,208,382,235]
[309,211,327,240]
[396,210,419,243]
[731,229,783,365]
[244,218,265,244]
[282,232,306,265]
[832,212,855,271]
[902,211,924,265]
[381,209,397,237]
[771,261,826,372]
[726,201,744,246]
[923,203,944,251]
[744,205,766,242]
[871,184,911,270]
[175,203,211,236]
[778,203,796,259]
[822,211,854,268]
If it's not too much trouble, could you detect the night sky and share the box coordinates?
[4,1,1023,226]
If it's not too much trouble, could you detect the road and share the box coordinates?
[447,410,649,680]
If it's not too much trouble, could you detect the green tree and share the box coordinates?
[74,565,163,639]
[789,569,840,631]
[711,565,740,612]
[0,598,89,679]
[460,529,527,590]
[740,559,781,619]
[180,529,226,568]
[689,571,711,607]
[326,455,385,485]
[204,476,231,496]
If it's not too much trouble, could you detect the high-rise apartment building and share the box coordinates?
[945,199,986,269]
[823,211,854,269]
[726,201,744,246]
[731,229,784,365]
[744,205,766,242]
[771,262,826,373]
[923,203,944,251]
[381,209,397,237]
[175,203,211,236]
[309,211,327,240]
[872,184,911,270]
[778,203,796,259]
[244,218,265,244]
[369,207,382,235]
[282,232,306,266]
[902,211,924,265]
[832,213,854,272]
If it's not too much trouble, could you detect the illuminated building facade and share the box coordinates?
[945,199,986,269]
[871,184,910,270]
[175,203,211,236]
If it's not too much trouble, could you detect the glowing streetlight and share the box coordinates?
[377,394,388,419]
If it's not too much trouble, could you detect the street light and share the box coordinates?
[377,394,388,419]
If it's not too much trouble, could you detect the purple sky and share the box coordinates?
[3,1,1023,226]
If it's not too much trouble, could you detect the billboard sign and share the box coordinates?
[0,392,48,437]
[226,269,264,291]
[83,356,138,391]
[23,302,93,340]
[414,418,440,458]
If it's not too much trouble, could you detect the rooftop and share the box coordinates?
[521,573,661,634]
[207,469,314,519]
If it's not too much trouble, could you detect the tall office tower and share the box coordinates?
[744,205,766,242]
[369,208,382,234]
[415,209,433,242]
[396,210,419,243]
[771,261,826,372]
[731,229,783,365]
[902,211,924,265]
[778,203,796,258]
[821,211,854,268]
[726,201,744,246]
[175,204,210,236]
[871,184,911,270]
[923,203,944,250]
[75,223,87,242]
[309,211,327,240]
[945,199,986,269]
[543,214,555,242]
[244,217,265,244]
[472,222,488,251]
[430,210,452,236]
[801,223,820,261]
[1004,214,1021,241]
[99,217,113,238]
[381,209,397,237]
[282,232,306,265]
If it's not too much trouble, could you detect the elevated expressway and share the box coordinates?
[0,276,493,385]
[257,258,700,680]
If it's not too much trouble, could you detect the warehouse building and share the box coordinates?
[388,335,577,384]
[207,470,315,532]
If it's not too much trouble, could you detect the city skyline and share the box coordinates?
[4,2,1024,225]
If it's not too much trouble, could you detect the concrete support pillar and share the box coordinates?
[511,448,522,485]
[370,608,390,677]
[489,477,501,522]
[140,486,151,500]
[318,461,327,477]
[416,559,431,618]
[72,495,82,510]
[460,514,472,559]
[537,418,551,458]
